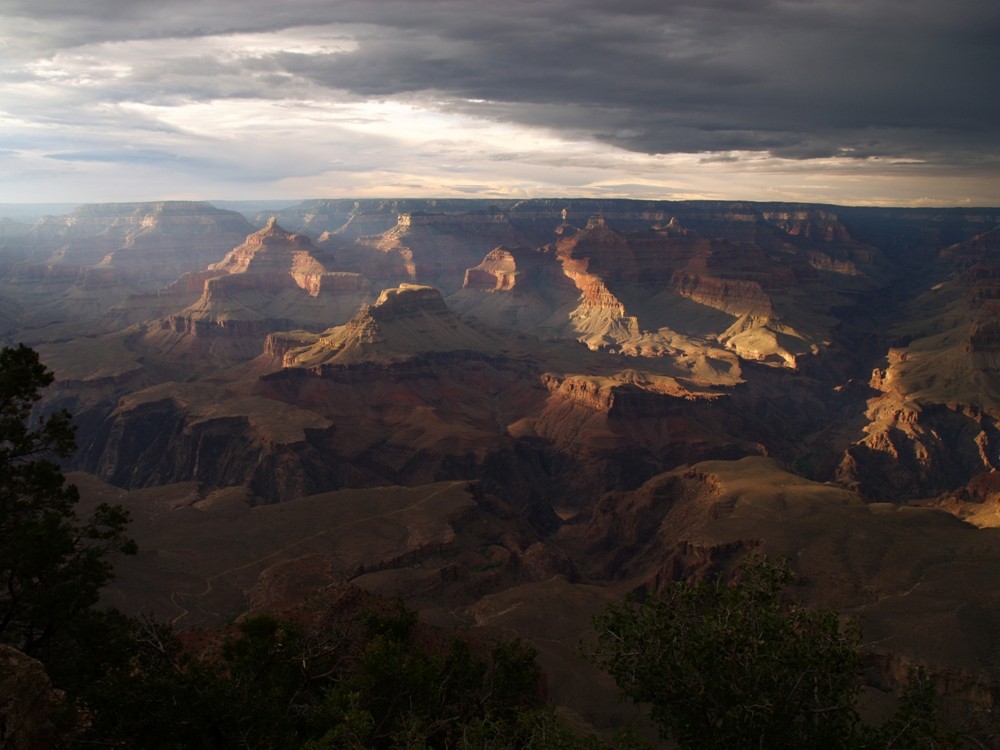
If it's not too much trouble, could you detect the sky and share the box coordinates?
[0,0,998,207]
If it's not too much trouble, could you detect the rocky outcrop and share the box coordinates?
[838,227,1000,499]
[141,219,373,364]
[206,216,330,289]
[446,205,879,368]
[463,247,528,291]
[572,457,1000,709]
[550,217,641,348]
[83,384,343,503]
[344,210,532,294]
[839,353,1000,500]
[283,284,497,367]
[448,245,579,331]
[0,645,58,750]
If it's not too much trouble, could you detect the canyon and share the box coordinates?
[4,197,1000,734]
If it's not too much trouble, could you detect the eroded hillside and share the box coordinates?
[5,197,1000,732]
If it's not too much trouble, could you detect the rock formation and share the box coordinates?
[573,456,1000,706]
[283,284,498,367]
[0,645,58,750]
[840,227,1000,500]
[0,201,255,337]
[139,218,373,365]
[8,198,1000,733]
[333,210,531,295]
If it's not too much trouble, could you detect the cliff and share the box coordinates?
[283,284,498,367]
[0,202,255,336]
[839,227,1000,500]
[573,456,1000,707]
[14,201,252,283]
[83,381,341,502]
[342,210,532,294]
[142,219,373,365]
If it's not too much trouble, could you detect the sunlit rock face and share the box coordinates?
[449,204,880,368]
[328,211,533,296]
[140,218,374,364]
[839,227,1000,500]
[281,283,497,367]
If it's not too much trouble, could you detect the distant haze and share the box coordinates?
[1,0,998,207]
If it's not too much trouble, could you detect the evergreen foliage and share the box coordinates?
[590,556,960,749]
[81,602,605,749]
[0,343,136,658]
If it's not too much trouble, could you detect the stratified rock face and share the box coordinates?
[83,382,340,502]
[550,216,641,348]
[463,247,523,291]
[449,245,579,331]
[23,198,1000,735]
[207,216,327,291]
[142,219,373,364]
[0,645,57,750]
[341,210,532,295]
[250,281,753,515]
[14,201,253,283]
[284,283,495,367]
[450,206,878,368]
[573,456,1000,703]
[838,227,1000,500]
[0,202,255,336]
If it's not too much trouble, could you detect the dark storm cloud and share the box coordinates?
[2,0,998,193]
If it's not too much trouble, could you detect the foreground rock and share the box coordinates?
[0,645,58,750]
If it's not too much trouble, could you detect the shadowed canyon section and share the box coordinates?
[5,198,1000,729]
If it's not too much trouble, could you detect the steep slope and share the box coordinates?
[451,209,879,370]
[0,202,254,337]
[334,210,532,295]
[840,226,1000,501]
[24,198,1000,742]
[447,245,582,334]
[284,284,499,367]
[571,456,1000,705]
[138,218,373,366]
[253,284,559,524]
[81,380,341,502]
[261,284,757,514]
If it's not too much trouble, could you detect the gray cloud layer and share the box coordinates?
[2,0,998,202]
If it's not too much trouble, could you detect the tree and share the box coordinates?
[0,343,136,657]
[590,556,958,749]
[83,601,607,749]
